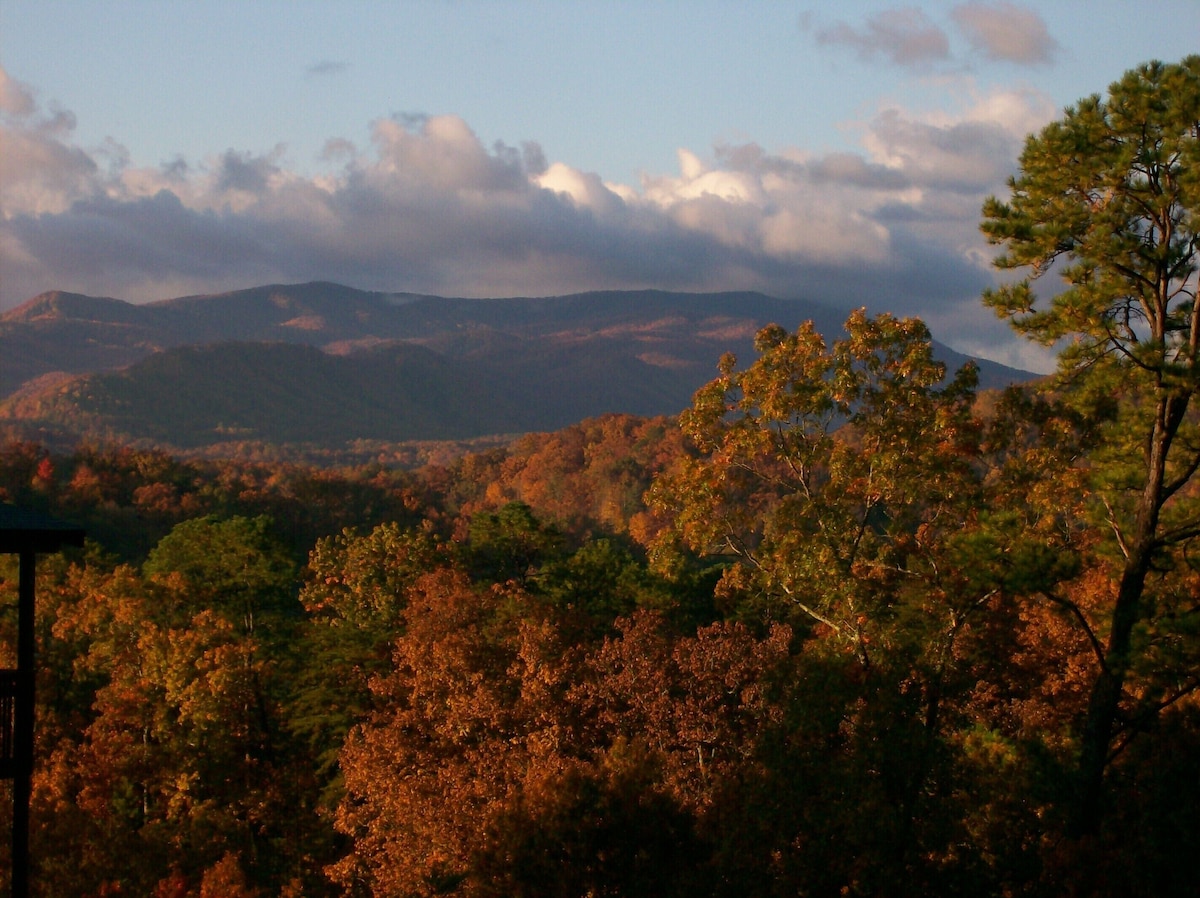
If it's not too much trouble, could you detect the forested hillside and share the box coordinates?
[1,57,1199,897]
[0,286,1029,460]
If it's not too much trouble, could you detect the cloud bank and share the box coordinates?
[0,56,1056,368]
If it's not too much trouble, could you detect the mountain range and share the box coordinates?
[0,281,1031,461]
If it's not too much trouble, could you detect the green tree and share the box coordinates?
[465,502,567,586]
[537,538,681,641]
[981,56,1200,832]
[293,522,445,804]
[302,521,443,633]
[143,515,297,637]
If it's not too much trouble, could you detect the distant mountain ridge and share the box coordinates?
[1,282,1032,457]
[3,281,841,357]
[2,282,427,387]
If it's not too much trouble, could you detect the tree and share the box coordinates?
[331,569,536,896]
[644,309,1110,889]
[648,310,987,664]
[331,570,796,897]
[472,741,708,898]
[292,522,445,804]
[22,556,293,895]
[143,515,297,637]
[981,56,1200,832]
[465,502,567,586]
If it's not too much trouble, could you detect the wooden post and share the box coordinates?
[0,507,84,898]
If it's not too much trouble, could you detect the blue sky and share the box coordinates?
[2,1,1198,369]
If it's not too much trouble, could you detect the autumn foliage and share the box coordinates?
[1,346,1196,897]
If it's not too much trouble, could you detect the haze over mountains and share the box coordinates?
[1,282,1031,461]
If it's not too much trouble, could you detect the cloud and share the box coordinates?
[0,66,37,117]
[812,8,950,67]
[0,71,1058,366]
[368,114,528,192]
[807,4,1059,70]
[535,162,626,216]
[0,66,99,217]
[306,60,349,77]
[950,2,1058,65]
[214,148,283,194]
[863,109,1019,192]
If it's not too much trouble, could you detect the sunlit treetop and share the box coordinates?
[982,56,1200,383]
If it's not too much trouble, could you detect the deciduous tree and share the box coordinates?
[648,310,986,666]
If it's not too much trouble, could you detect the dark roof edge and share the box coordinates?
[0,505,86,554]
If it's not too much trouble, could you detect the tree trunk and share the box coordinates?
[1072,543,1153,835]
[1071,396,1179,835]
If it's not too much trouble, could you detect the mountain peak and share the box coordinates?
[2,290,137,324]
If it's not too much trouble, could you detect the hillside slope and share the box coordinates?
[1,282,1031,454]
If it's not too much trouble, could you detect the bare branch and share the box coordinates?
[1038,589,1110,673]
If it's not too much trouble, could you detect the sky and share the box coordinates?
[1,1,1198,371]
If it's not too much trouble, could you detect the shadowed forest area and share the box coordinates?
[2,57,1199,896]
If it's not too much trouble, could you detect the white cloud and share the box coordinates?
[648,150,766,205]
[864,109,1019,190]
[961,84,1058,137]
[859,82,1056,190]
[534,162,625,215]
[369,114,527,193]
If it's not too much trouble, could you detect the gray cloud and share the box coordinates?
[865,109,1022,191]
[807,3,1059,70]
[813,8,950,67]
[950,2,1058,65]
[10,191,275,280]
[306,60,349,77]
[214,148,281,193]
[521,141,548,177]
